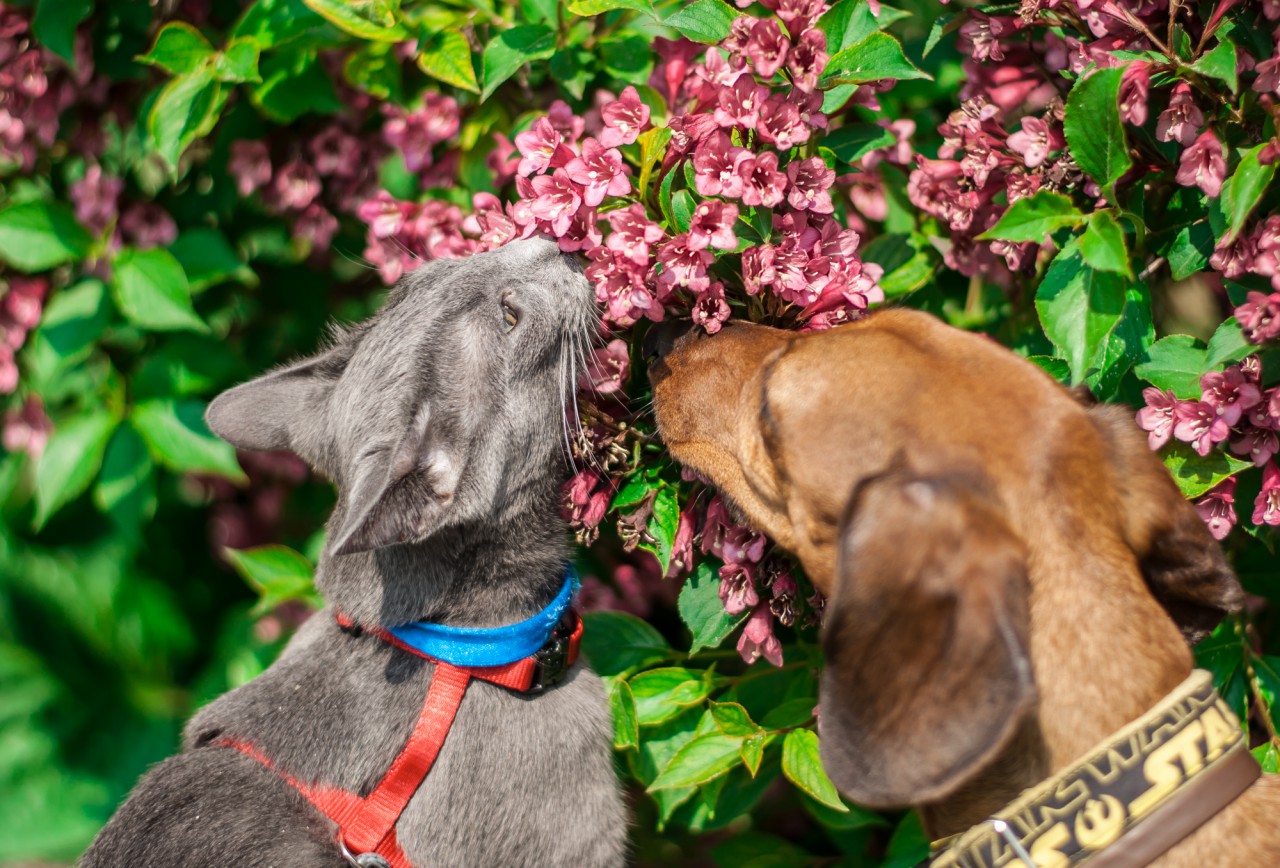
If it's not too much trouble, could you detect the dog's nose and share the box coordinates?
[643,319,693,364]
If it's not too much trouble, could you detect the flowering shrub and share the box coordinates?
[3,0,1280,864]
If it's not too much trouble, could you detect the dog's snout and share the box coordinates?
[643,319,693,364]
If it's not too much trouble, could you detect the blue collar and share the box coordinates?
[388,571,579,668]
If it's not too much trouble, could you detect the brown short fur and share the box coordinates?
[648,309,1280,864]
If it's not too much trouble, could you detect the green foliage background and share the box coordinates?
[1,0,1279,866]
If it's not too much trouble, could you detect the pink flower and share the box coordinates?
[787,27,828,93]
[382,95,460,172]
[687,201,739,251]
[564,137,631,207]
[1200,366,1262,427]
[1195,477,1237,540]
[737,151,787,208]
[719,562,760,615]
[786,156,835,213]
[579,338,630,395]
[308,126,362,178]
[119,203,177,249]
[742,244,776,295]
[1136,387,1179,449]
[1236,291,1280,344]
[1254,463,1280,526]
[775,0,829,35]
[746,17,790,78]
[2,396,51,457]
[666,502,697,579]
[357,191,411,238]
[756,94,810,149]
[586,247,663,326]
[1156,84,1204,146]
[1174,400,1232,456]
[527,170,583,236]
[959,14,1011,62]
[228,140,272,198]
[547,100,585,145]
[599,86,650,148]
[1007,116,1057,169]
[605,204,664,266]
[293,204,338,249]
[691,281,731,334]
[1119,61,1150,126]
[693,132,748,198]
[1176,130,1226,197]
[738,604,784,666]
[555,205,601,253]
[363,235,415,284]
[514,117,573,177]
[656,234,714,295]
[1254,57,1280,95]
[69,165,122,234]
[487,132,521,187]
[714,76,770,129]
[562,469,611,534]
[1232,426,1280,467]
[270,159,321,211]
[0,344,16,394]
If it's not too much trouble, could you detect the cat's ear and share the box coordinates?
[327,402,465,555]
[205,327,360,465]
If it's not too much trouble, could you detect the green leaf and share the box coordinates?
[148,68,223,171]
[671,189,695,236]
[1192,39,1237,93]
[417,29,478,92]
[760,698,815,730]
[112,247,207,333]
[600,33,653,82]
[567,0,656,15]
[978,191,1083,243]
[740,733,766,777]
[25,279,110,385]
[33,411,118,529]
[580,610,670,676]
[861,232,934,297]
[169,228,252,293]
[1085,283,1152,400]
[549,47,591,101]
[781,729,847,811]
[631,667,715,726]
[923,14,956,57]
[1035,242,1128,385]
[137,22,215,75]
[1162,443,1252,499]
[709,701,760,737]
[637,126,672,200]
[678,561,748,654]
[0,200,92,272]
[1204,318,1253,371]
[649,732,743,790]
[1134,334,1208,398]
[1063,67,1131,196]
[132,398,247,481]
[481,25,557,102]
[1253,743,1280,774]
[609,678,640,750]
[92,423,157,531]
[251,49,342,122]
[223,544,319,615]
[301,0,408,40]
[214,38,263,83]
[1220,144,1276,245]
[662,0,737,45]
[32,0,93,64]
[823,123,896,165]
[1165,221,1214,281]
[1195,621,1249,723]
[642,486,680,575]
[819,32,932,87]
[1079,211,1131,276]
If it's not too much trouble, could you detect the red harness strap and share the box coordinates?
[215,612,583,868]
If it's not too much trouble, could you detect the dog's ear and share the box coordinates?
[819,471,1036,808]
[1088,405,1243,643]
[205,325,362,460]
[327,402,463,556]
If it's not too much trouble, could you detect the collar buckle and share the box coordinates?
[528,616,575,694]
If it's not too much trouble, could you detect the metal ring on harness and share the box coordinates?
[339,834,393,868]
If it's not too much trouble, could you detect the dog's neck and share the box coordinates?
[314,504,570,628]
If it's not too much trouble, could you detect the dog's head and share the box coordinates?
[649,310,1241,810]
[208,237,596,557]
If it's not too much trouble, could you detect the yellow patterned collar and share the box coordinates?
[928,670,1260,868]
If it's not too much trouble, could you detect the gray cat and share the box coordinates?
[80,237,629,868]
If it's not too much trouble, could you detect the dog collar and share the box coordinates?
[385,570,579,668]
[928,669,1260,868]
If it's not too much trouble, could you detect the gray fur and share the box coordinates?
[81,238,628,867]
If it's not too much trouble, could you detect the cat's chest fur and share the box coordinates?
[185,613,625,867]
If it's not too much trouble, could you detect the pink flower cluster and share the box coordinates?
[1137,357,1280,538]
[0,277,47,395]
[1218,221,1280,329]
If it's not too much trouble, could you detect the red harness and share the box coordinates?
[215,612,583,868]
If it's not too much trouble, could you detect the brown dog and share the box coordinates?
[648,308,1280,866]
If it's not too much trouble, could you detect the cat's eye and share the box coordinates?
[501,298,519,333]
